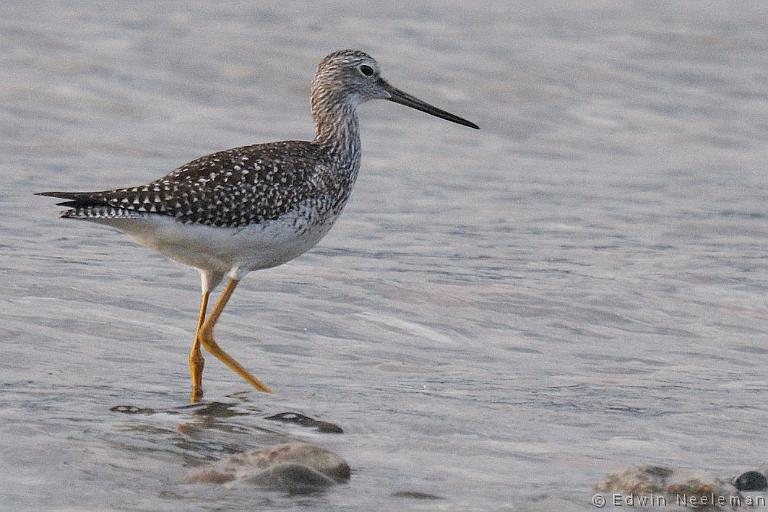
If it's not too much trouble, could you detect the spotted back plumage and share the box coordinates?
[48,141,355,228]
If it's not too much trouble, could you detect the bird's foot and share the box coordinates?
[198,331,273,394]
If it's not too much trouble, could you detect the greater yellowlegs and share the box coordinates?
[38,49,478,401]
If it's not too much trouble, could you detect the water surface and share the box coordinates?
[1,1,768,511]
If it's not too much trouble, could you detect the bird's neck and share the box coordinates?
[311,92,361,169]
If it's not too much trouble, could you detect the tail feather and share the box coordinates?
[54,200,81,208]
[36,191,143,220]
[36,191,81,199]
[59,206,145,220]
[35,191,107,208]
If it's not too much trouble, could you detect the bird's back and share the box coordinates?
[39,140,358,229]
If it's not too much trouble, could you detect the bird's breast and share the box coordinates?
[234,202,342,270]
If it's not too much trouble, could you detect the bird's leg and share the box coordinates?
[188,291,210,403]
[198,278,273,394]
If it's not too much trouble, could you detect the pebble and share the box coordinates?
[732,470,768,491]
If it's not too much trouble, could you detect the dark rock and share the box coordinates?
[265,412,343,433]
[186,441,350,493]
[110,405,155,415]
[733,470,768,491]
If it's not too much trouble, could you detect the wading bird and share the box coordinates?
[38,49,478,401]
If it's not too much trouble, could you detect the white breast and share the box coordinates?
[89,205,340,277]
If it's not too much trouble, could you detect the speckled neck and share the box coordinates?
[310,85,362,171]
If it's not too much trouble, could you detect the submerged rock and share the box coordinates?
[391,490,443,500]
[265,412,343,433]
[110,405,156,415]
[186,441,350,493]
[596,465,741,509]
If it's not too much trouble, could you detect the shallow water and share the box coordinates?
[2,1,768,511]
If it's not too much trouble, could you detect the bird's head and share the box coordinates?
[311,49,478,129]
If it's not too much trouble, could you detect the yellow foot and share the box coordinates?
[199,332,273,394]
[194,278,273,395]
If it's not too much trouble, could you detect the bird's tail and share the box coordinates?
[35,191,103,208]
[35,191,142,220]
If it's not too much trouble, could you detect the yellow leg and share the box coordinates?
[198,278,273,394]
[188,291,210,402]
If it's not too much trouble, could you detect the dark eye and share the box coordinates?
[359,65,374,77]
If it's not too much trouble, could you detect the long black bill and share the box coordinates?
[380,79,479,129]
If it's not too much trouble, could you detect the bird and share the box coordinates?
[37,49,479,402]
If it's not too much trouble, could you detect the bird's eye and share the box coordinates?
[359,65,374,77]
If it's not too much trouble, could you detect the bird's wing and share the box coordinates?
[38,142,329,227]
